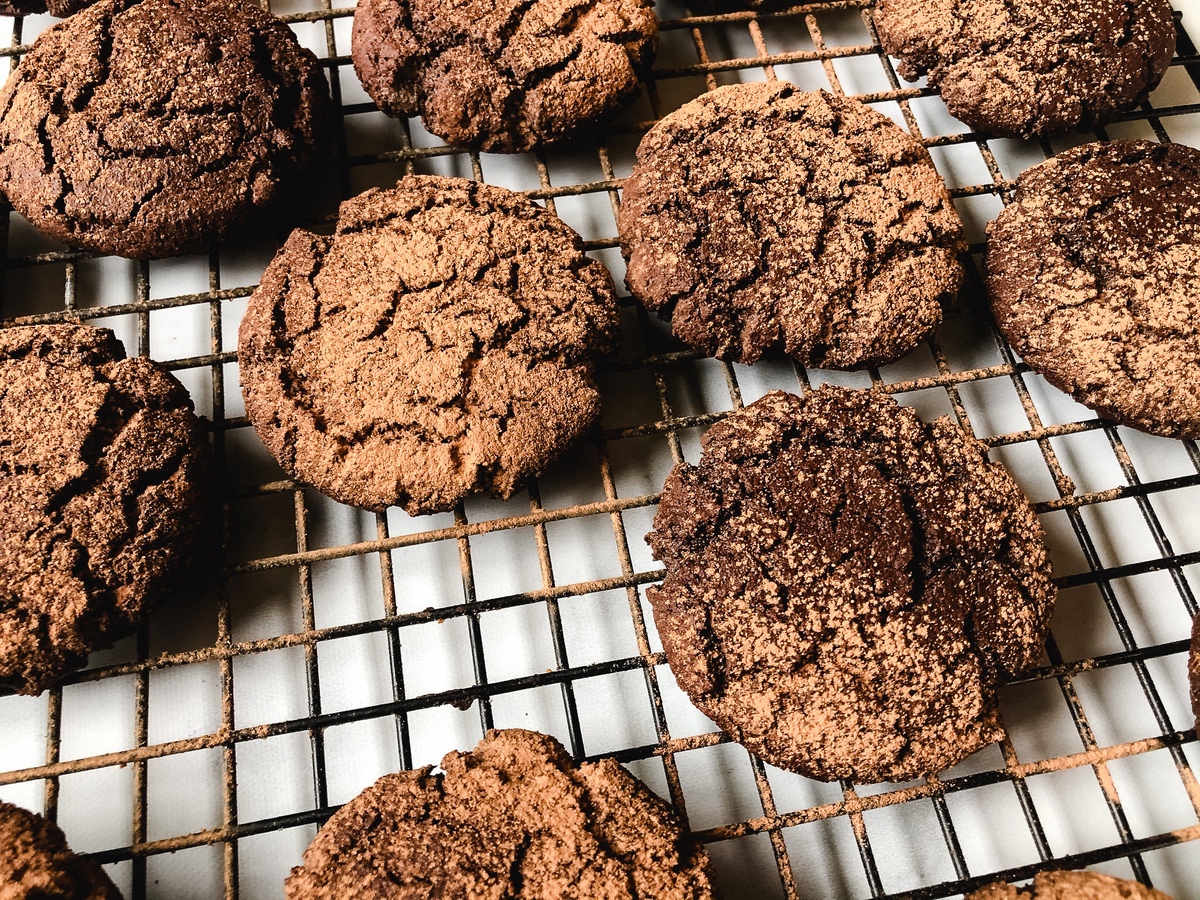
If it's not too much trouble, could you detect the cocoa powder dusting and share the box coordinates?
[987,140,1200,439]
[1,800,123,898]
[617,82,966,370]
[284,729,716,899]
[238,175,620,515]
[966,870,1172,899]
[875,0,1175,138]
[647,388,1056,783]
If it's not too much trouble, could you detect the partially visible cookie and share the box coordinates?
[987,140,1200,439]
[238,175,619,515]
[966,870,1172,899]
[0,801,122,899]
[647,387,1055,783]
[284,728,715,899]
[0,325,210,695]
[617,82,965,370]
[351,0,657,152]
[0,0,334,259]
[875,0,1176,138]
[0,0,94,17]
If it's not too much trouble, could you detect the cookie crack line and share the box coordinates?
[647,387,1054,782]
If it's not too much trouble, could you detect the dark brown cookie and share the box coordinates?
[875,0,1175,138]
[350,0,657,152]
[0,801,123,899]
[647,387,1055,783]
[238,175,619,515]
[0,0,95,17]
[617,82,966,370]
[0,325,210,695]
[986,140,1200,439]
[0,0,334,259]
[284,728,715,900]
[966,870,1172,899]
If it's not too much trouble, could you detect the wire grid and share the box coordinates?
[0,0,1199,897]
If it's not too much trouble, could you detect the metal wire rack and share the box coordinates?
[1,0,1199,897]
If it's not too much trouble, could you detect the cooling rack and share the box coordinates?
[1,0,1199,897]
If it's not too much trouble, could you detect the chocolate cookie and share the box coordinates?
[351,0,657,152]
[647,387,1055,783]
[0,325,210,695]
[966,870,1172,899]
[987,140,1200,439]
[875,0,1175,138]
[285,728,715,899]
[0,0,94,17]
[0,0,334,259]
[0,801,122,899]
[617,82,966,370]
[238,176,619,515]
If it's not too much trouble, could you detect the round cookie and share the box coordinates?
[1,801,122,899]
[284,728,715,899]
[0,0,334,259]
[987,140,1200,439]
[238,175,619,515]
[647,387,1055,783]
[875,0,1176,138]
[0,325,210,696]
[617,82,966,370]
[966,870,1172,899]
[351,0,657,152]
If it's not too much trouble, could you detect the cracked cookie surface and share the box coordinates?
[987,140,1200,439]
[238,175,619,515]
[0,0,94,17]
[647,387,1055,783]
[351,0,657,152]
[966,870,1172,899]
[1,801,123,899]
[875,0,1175,138]
[0,0,334,259]
[0,325,210,696]
[284,729,715,900]
[617,82,966,370]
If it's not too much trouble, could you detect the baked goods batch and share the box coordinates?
[0,0,1194,895]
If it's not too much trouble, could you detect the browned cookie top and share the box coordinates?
[238,176,619,515]
[647,387,1055,783]
[284,729,715,900]
[0,325,210,696]
[0,0,333,259]
[617,82,966,370]
[351,0,657,152]
[966,870,1172,899]
[875,0,1175,138]
[0,801,123,899]
[987,140,1200,439]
